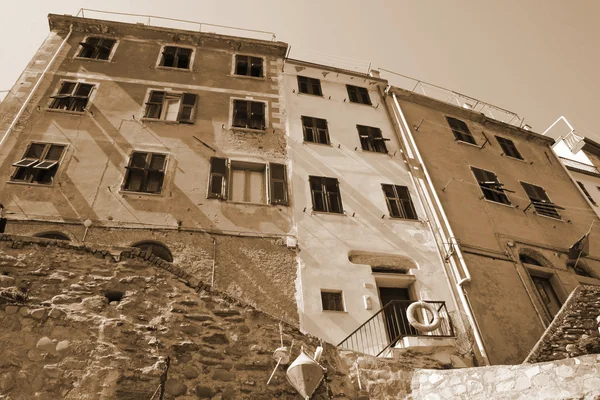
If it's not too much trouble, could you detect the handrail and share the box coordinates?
[338,300,453,357]
[74,8,277,41]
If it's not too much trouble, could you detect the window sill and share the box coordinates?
[120,190,165,197]
[533,212,564,222]
[73,57,112,63]
[321,310,347,313]
[297,92,324,98]
[225,200,271,208]
[230,127,267,134]
[503,155,527,163]
[141,118,182,125]
[6,180,55,187]
[230,74,266,81]
[311,210,346,216]
[303,141,332,147]
[347,101,373,107]
[45,108,86,116]
[483,199,514,208]
[456,140,480,148]
[155,66,192,72]
[361,149,389,155]
[387,216,422,221]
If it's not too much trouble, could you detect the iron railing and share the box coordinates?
[338,300,454,357]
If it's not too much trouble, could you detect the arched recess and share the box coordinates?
[132,241,173,262]
[348,250,418,273]
[518,248,554,269]
[35,231,70,241]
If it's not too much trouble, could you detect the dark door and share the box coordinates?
[378,287,414,343]
[531,275,562,318]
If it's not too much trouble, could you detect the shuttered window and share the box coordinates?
[309,176,343,213]
[521,182,561,219]
[471,167,511,205]
[382,184,418,219]
[144,91,197,123]
[208,157,228,199]
[11,142,66,185]
[358,125,388,153]
[49,81,94,112]
[269,163,288,205]
[496,136,523,160]
[302,116,330,144]
[446,117,476,145]
[123,152,167,194]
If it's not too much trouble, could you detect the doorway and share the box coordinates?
[530,275,562,318]
[378,287,416,343]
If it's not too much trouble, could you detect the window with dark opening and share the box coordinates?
[496,136,523,160]
[144,91,197,123]
[576,181,597,206]
[358,125,388,153]
[235,55,263,77]
[232,100,266,130]
[11,142,65,185]
[269,163,288,205]
[159,46,192,69]
[208,157,228,199]
[297,76,322,96]
[35,232,70,241]
[133,241,173,262]
[521,182,561,219]
[471,167,511,205]
[78,37,116,60]
[321,291,344,311]
[519,253,543,266]
[382,184,418,219]
[346,85,371,105]
[309,176,343,213]
[302,116,330,144]
[123,152,167,194]
[49,81,94,112]
[446,116,476,145]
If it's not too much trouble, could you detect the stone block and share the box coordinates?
[212,369,235,381]
[165,379,187,397]
[36,337,55,353]
[29,308,47,320]
[5,305,19,314]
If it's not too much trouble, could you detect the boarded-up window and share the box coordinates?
[446,116,476,145]
[309,176,343,213]
[382,184,418,219]
[123,152,167,194]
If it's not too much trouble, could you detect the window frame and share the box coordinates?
[121,151,169,195]
[576,181,598,206]
[320,290,345,312]
[495,136,524,160]
[142,89,198,124]
[232,54,265,79]
[228,160,268,205]
[309,176,344,214]
[74,35,119,62]
[297,76,323,96]
[9,142,68,186]
[357,125,388,153]
[346,84,371,105]
[230,98,268,131]
[381,184,418,220]
[156,44,195,71]
[445,116,477,145]
[301,116,330,145]
[519,181,562,220]
[47,80,96,114]
[470,166,512,206]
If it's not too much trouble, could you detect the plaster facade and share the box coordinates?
[283,61,461,349]
[387,88,600,364]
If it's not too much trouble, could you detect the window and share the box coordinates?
[159,46,192,69]
[521,182,561,219]
[309,176,343,213]
[133,241,173,262]
[144,91,197,123]
[297,76,322,96]
[232,100,266,130]
[235,55,263,77]
[35,232,70,241]
[123,152,167,194]
[446,116,476,145]
[519,254,543,266]
[471,167,511,205]
[77,37,116,60]
[346,85,371,105]
[11,142,66,185]
[358,125,388,153]
[496,136,523,160]
[49,81,94,112]
[530,274,562,318]
[302,116,330,144]
[207,158,288,205]
[576,181,597,206]
[382,184,418,219]
[321,291,344,311]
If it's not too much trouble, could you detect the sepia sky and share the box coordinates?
[1,0,598,140]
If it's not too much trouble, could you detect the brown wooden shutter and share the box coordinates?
[268,163,288,205]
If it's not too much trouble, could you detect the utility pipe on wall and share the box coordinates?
[391,92,490,365]
[0,25,74,149]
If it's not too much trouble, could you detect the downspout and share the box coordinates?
[0,24,74,149]
[391,92,490,365]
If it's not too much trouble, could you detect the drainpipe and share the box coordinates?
[391,92,490,365]
[0,25,74,149]
[211,237,217,287]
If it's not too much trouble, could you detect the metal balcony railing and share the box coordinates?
[338,300,454,357]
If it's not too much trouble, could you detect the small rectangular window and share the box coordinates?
[123,152,167,194]
[78,37,116,60]
[235,55,263,78]
[382,184,418,219]
[297,76,322,96]
[208,157,228,199]
[159,46,192,69]
[11,142,66,185]
[143,91,197,123]
[357,125,388,153]
[446,116,476,145]
[521,182,561,219]
[321,290,344,311]
[49,81,94,112]
[496,136,523,160]
[576,181,597,206]
[269,163,288,205]
[346,85,371,105]
[471,167,511,205]
[230,161,266,204]
[309,176,343,213]
[302,116,330,144]
[232,100,266,130]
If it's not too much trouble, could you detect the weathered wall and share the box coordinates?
[0,238,359,399]
[526,285,600,363]
[411,354,600,400]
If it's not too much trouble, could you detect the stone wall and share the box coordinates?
[411,354,600,400]
[525,285,600,363]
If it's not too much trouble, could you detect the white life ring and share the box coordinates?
[406,301,442,332]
